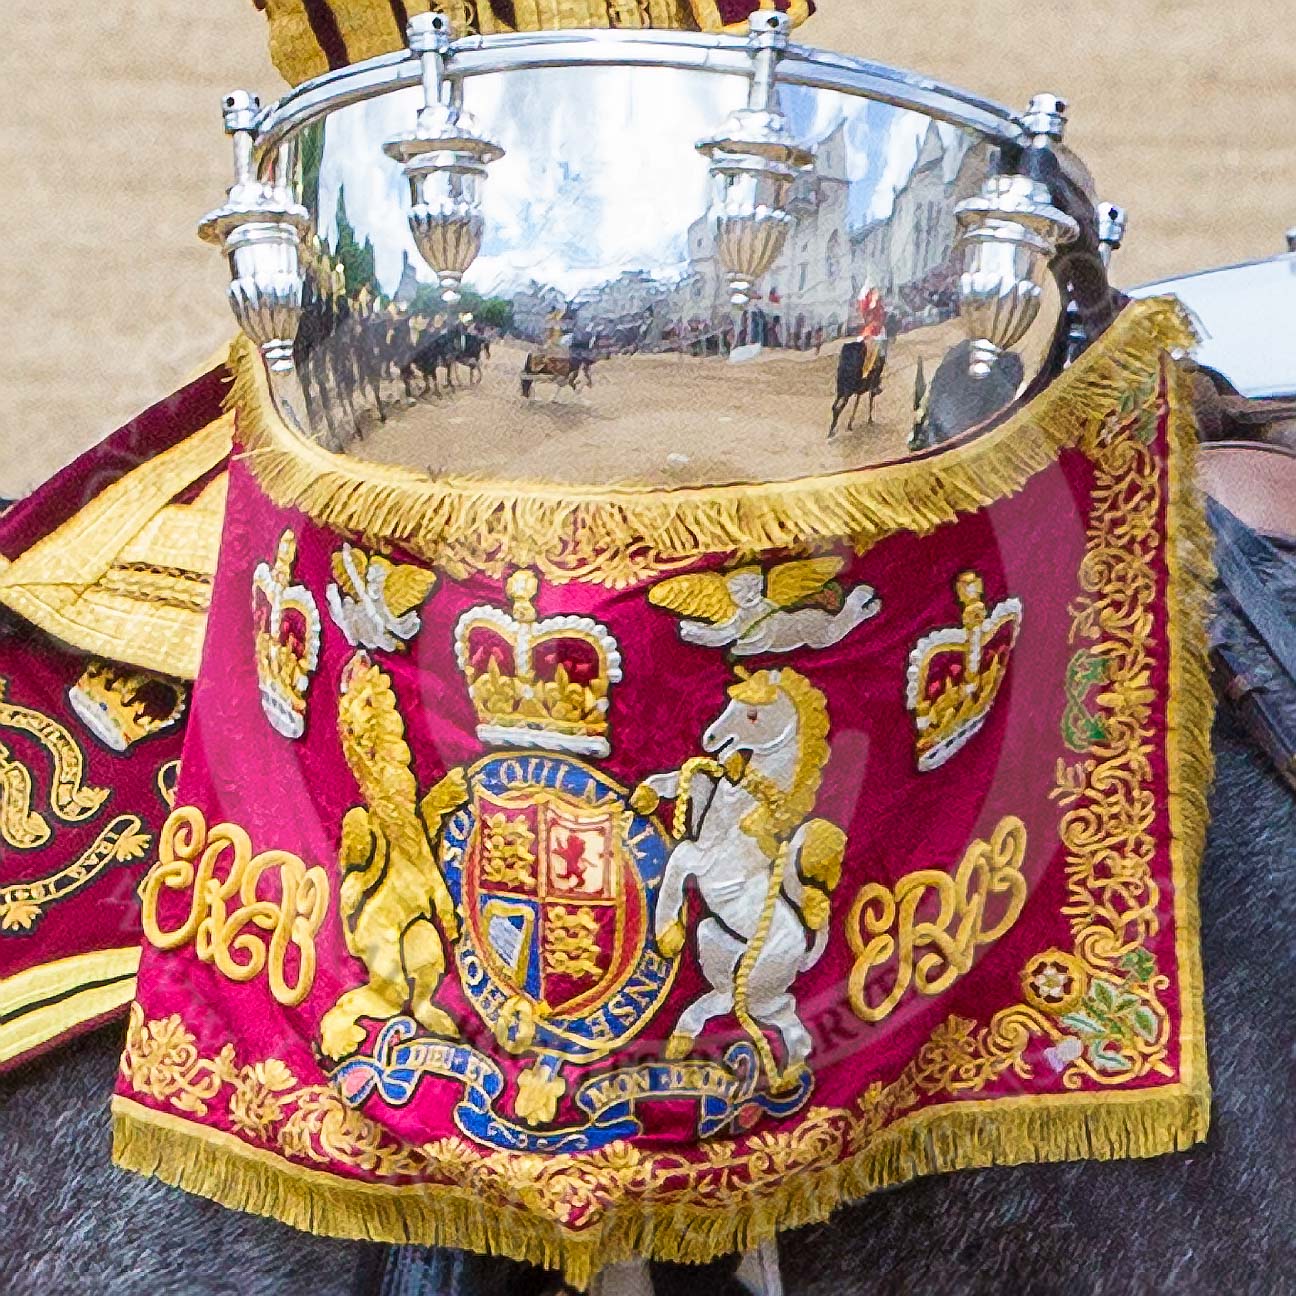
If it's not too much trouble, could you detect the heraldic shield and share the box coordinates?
[446,753,674,1067]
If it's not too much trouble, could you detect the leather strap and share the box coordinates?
[1209,499,1296,683]
[1208,498,1296,792]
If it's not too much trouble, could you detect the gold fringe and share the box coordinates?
[1161,359,1216,1114]
[230,298,1198,588]
[114,1080,1209,1290]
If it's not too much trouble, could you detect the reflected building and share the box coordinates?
[763,121,852,343]
[851,124,985,331]
[669,123,853,346]
[572,270,668,331]
[666,120,986,348]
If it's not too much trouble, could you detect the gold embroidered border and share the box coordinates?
[0,948,139,1068]
[231,299,1196,588]
[113,1076,1206,1289]
[97,565,214,614]
[0,815,153,934]
[114,356,1211,1287]
[0,413,231,679]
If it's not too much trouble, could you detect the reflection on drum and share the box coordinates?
[199,16,1104,489]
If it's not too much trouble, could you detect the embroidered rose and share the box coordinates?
[229,1059,298,1141]
[1033,964,1072,1003]
[584,1141,642,1178]
[1022,951,1084,1016]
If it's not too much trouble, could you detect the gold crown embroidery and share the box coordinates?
[67,661,188,752]
[905,571,1022,771]
[454,570,623,757]
[252,530,322,740]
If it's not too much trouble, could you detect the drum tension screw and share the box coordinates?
[951,93,1080,379]
[198,91,311,373]
[1067,201,1126,363]
[1097,202,1128,269]
[384,15,504,306]
[695,13,814,309]
[1022,93,1068,145]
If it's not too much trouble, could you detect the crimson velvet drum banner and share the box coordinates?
[0,372,229,1070]
[113,302,1211,1287]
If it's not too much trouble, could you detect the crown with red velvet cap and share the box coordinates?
[454,570,624,758]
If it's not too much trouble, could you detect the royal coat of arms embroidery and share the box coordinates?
[320,568,846,1147]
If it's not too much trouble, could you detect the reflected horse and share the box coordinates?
[829,337,888,438]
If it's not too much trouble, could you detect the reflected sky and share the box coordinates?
[316,66,972,300]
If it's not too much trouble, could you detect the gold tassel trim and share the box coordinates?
[115,1081,1208,1290]
[230,298,1198,588]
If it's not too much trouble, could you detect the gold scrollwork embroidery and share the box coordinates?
[120,1002,236,1117]
[845,816,1029,1023]
[0,743,47,849]
[0,814,151,933]
[156,760,181,809]
[0,679,110,850]
[140,806,330,1007]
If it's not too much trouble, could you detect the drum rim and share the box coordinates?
[251,28,1025,169]
[1129,251,1296,399]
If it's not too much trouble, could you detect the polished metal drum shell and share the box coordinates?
[258,34,1062,486]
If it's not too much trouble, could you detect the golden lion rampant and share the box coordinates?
[318,652,467,1061]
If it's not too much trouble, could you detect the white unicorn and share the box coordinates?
[632,668,846,1085]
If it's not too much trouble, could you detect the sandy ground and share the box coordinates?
[350,319,997,485]
[1,1,1292,497]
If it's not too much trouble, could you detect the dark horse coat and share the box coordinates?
[3,699,1292,1295]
